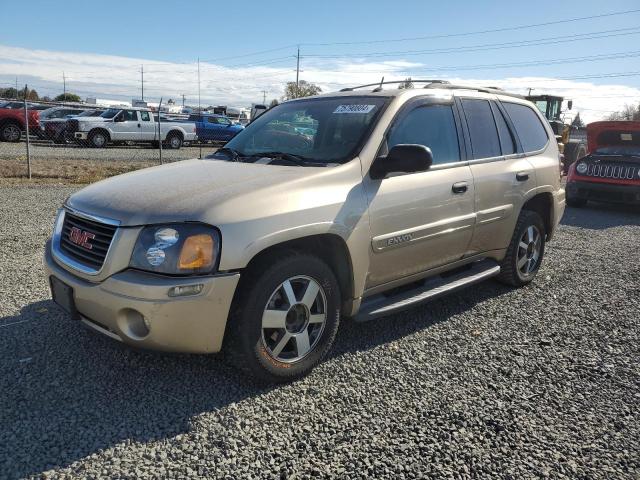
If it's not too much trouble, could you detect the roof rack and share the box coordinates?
[425,83,524,99]
[339,79,450,92]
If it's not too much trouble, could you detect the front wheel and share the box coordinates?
[497,210,546,287]
[89,130,108,148]
[224,253,341,383]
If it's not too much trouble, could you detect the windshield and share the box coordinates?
[217,96,388,164]
[594,146,640,156]
[100,108,120,118]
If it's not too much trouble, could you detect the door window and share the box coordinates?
[124,110,138,121]
[502,102,549,153]
[140,111,151,121]
[461,99,501,159]
[386,104,460,165]
[491,102,516,155]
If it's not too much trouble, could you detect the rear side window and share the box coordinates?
[460,99,501,159]
[502,102,549,152]
[491,102,516,155]
[387,104,460,165]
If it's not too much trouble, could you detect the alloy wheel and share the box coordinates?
[261,275,327,363]
[517,225,542,276]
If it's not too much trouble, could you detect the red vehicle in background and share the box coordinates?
[0,104,40,142]
[566,121,640,207]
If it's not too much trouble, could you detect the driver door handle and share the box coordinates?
[452,181,468,194]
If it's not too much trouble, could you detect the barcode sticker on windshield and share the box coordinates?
[621,133,633,141]
[333,104,376,114]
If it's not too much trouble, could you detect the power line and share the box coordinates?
[302,8,640,46]
[303,27,640,59]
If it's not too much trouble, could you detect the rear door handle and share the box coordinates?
[138,123,141,128]
[452,181,468,194]
[516,172,530,182]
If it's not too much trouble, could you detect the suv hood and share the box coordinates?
[587,121,640,153]
[66,159,329,226]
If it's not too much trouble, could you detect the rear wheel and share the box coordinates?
[224,253,341,383]
[165,133,183,149]
[0,122,22,142]
[497,210,546,287]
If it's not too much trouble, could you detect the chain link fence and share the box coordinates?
[0,92,256,183]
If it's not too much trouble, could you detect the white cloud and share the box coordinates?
[1,44,639,122]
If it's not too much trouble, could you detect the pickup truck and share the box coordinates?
[0,105,40,142]
[188,113,244,143]
[69,107,197,149]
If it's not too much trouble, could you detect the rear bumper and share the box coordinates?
[44,241,240,353]
[566,180,640,204]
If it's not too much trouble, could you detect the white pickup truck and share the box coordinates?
[68,107,197,149]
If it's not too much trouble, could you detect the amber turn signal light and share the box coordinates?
[178,234,214,270]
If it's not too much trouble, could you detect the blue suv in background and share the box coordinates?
[188,113,244,143]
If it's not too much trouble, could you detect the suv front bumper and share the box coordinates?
[44,241,240,353]
[567,180,640,205]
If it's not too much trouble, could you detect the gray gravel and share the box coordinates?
[0,140,217,163]
[0,185,639,479]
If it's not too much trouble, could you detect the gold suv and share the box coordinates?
[45,81,566,383]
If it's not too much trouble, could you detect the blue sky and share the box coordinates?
[1,0,640,120]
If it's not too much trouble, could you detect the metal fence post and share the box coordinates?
[157,97,163,165]
[23,85,31,179]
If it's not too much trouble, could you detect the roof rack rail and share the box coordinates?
[426,83,524,98]
[339,79,450,92]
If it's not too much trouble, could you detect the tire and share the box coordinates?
[0,122,22,142]
[165,132,183,149]
[89,130,108,148]
[224,253,341,383]
[497,210,546,287]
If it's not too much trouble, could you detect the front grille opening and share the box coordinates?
[59,212,117,271]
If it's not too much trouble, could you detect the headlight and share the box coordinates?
[576,162,588,175]
[130,223,220,275]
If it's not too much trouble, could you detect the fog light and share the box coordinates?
[168,284,204,297]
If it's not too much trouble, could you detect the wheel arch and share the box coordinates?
[89,127,110,141]
[237,233,355,312]
[521,192,554,239]
[167,129,184,139]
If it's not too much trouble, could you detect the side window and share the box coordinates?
[460,98,501,159]
[386,104,460,165]
[502,102,549,153]
[491,102,516,155]
[124,110,138,121]
[207,117,217,124]
[140,111,151,121]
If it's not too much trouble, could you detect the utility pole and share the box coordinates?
[141,65,144,101]
[63,72,66,99]
[197,57,202,159]
[181,94,186,107]
[527,88,534,96]
[15,77,18,99]
[262,90,267,104]
[295,46,300,97]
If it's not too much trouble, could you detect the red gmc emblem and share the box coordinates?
[69,226,95,250]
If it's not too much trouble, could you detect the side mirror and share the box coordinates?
[370,144,433,180]
[114,114,124,122]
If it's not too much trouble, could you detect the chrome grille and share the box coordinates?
[585,163,638,180]
[59,212,116,270]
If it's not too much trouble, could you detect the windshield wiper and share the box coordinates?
[244,151,311,166]
[212,147,241,161]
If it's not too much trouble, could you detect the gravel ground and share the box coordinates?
[0,140,217,163]
[0,185,638,479]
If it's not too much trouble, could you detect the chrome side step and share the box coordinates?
[355,259,500,322]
